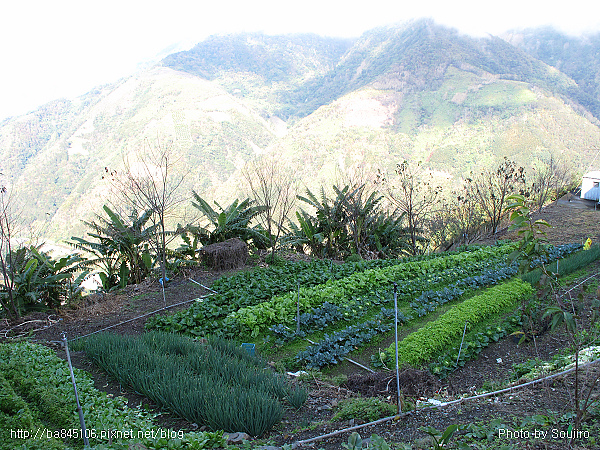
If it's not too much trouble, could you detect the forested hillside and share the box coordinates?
[505,27,600,118]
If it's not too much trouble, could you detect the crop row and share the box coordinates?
[146,246,492,337]
[288,258,527,369]
[229,244,516,337]
[75,332,305,437]
[0,341,225,449]
[268,301,367,344]
[381,279,535,367]
[210,254,447,301]
[295,307,404,369]
[428,313,523,378]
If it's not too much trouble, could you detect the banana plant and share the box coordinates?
[283,211,325,256]
[70,205,156,290]
[1,246,89,313]
[29,247,89,308]
[190,191,267,246]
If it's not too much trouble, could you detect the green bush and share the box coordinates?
[385,278,534,366]
[333,397,396,422]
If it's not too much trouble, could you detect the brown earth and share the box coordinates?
[4,197,600,449]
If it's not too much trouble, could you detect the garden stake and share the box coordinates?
[62,333,89,446]
[296,282,301,334]
[393,282,401,414]
[456,320,468,366]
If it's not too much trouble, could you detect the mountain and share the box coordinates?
[0,68,279,239]
[2,20,600,244]
[162,33,354,119]
[504,27,600,118]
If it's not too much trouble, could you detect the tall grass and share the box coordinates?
[75,332,301,436]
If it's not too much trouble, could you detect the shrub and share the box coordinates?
[333,397,396,422]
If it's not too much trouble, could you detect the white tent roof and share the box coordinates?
[583,171,600,180]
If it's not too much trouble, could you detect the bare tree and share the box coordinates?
[0,184,20,319]
[384,160,442,255]
[106,138,187,286]
[430,180,486,249]
[468,157,526,234]
[528,155,576,212]
[242,156,298,261]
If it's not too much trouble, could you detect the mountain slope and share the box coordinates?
[1,67,278,239]
[1,21,600,245]
[505,27,600,117]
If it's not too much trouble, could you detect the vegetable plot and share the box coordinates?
[75,332,306,437]
[146,256,410,336]
[290,259,523,369]
[146,242,586,374]
[0,341,226,449]
[274,243,582,370]
[382,279,535,366]
[230,244,516,337]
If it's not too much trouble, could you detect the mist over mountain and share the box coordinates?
[2,19,600,243]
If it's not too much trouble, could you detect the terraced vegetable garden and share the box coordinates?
[0,341,227,450]
[147,241,590,378]
[6,240,600,448]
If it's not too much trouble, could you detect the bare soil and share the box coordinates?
[5,198,600,449]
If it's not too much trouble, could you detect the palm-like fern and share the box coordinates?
[289,184,410,258]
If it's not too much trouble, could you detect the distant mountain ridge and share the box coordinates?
[2,19,600,243]
[162,20,600,122]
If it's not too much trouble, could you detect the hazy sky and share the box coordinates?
[1,0,599,121]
